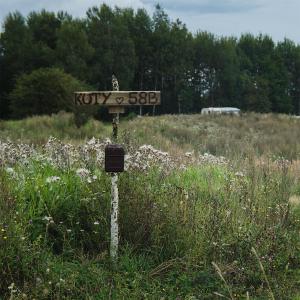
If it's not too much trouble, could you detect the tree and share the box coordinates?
[237,34,276,112]
[9,68,88,118]
[193,32,218,109]
[214,37,240,107]
[128,8,153,90]
[86,4,136,90]
[26,10,62,69]
[276,39,300,114]
[56,19,94,81]
[168,19,193,113]
[27,10,61,49]
[0,12,33,118]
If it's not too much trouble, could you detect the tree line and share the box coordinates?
[1,4,300,119]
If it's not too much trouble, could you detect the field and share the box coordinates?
[1,112,300,299]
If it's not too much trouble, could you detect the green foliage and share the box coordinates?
[86,4,136,89]
[9,68,88,118]
[56,19,94,81]
[2,5,300,119]
[1,114,300,297]
[1,149,300,298]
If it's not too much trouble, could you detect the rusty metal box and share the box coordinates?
[105,144,125,172]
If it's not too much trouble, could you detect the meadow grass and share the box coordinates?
[2,112,300,160]
[1,113,300,299]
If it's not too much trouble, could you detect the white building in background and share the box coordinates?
[201,107,240,116]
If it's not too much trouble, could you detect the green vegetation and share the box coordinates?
[1,112,300,160]
[1,113,300,298]
[9,68,88,118]
[1,5,300,119]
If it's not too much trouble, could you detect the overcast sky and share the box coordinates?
[0,0,299,43]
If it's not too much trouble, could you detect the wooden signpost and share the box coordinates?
[75,76,161,263]
[74,91,161,107]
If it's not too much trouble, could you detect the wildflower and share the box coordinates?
[66,229,71,233]
[43,288,49,296]
[93,221,99,225]
[6,167,15,174]
[43,216,53,223]
[87,137,96,145]
[8,283,16,293]
[235,171,245,177]
[46,176,60,183]
[76,168,90,179]
[36,277,42,284]
[226,210,231,217]
[184,151,194,158]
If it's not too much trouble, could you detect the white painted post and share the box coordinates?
[110,171,119,261]
[110,75,120,262]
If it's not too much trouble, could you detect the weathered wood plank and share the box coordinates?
[74,91,161,106]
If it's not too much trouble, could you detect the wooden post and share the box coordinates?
[110,75,119,262]
[74,80,161,264]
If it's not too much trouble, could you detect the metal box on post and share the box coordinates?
[105,144,125,172]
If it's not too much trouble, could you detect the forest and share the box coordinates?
[1,3,300,119]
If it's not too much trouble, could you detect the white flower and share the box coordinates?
[46,176,61,183]
[93,221,99,225]
[76,168,90,178]
[6,167,15,174]
[184,151,194,158]
[43,216,53,222]
[235,171,245,177]
[87,137,96,145]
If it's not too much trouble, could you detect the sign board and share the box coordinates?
[74,91,161,106]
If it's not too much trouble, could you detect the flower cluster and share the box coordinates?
[0,137,229,174]
[0,140,36,166]
[125,144,176,173]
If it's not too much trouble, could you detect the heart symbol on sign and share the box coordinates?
[116,97,124,105]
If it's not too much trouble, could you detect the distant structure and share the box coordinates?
[201,107,240,116]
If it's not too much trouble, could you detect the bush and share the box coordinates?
[9,68,89,119]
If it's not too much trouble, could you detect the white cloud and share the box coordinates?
[171,0,299,42]
[141,0,262,14]
[0,0,299,43]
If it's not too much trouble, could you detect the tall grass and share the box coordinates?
[2,112,300,160]
[1,113,300,298]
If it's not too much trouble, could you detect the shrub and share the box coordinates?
[9,68,89,119]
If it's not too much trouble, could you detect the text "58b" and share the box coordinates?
[128,92,159,105]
